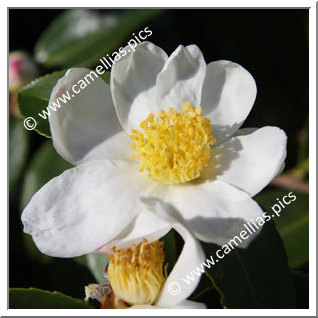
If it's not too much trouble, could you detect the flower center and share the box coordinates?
[130,102,215,184]
[107,239,167,306]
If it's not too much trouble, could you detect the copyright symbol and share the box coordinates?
[24,117,37,131]
[167,282,181,296]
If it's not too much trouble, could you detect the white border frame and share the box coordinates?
[3,1,316,316]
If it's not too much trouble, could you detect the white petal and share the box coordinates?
[205,126,287,197]
[79,131,132,164]
[157,225,205,307]
[148,180,264,246]
[21,160,155,257]
[49,68,122,165]
[98,208,171,252]
[156,45,206,111]
[140,199,206,307]
[201,61,257,144]
[110,42,168,133]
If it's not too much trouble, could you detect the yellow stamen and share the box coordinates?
[108,239,167,306]
[130,102,215,184]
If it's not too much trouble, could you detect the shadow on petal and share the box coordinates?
[190,125,243,184]
[141,197,260,249]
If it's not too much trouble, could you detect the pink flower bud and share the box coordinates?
[9,51,39,93]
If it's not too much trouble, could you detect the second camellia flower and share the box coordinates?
[87,206,207,309]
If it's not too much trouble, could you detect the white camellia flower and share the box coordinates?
[85,207,206,309]
[21,41,287,259]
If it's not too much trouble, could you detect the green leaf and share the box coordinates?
[290,118,309,180]
[297,118,309,164]
[17,70,67,137]
[203,221,295,308]
[191,286,222,309]
[99,71,110,84]
[9,116,29,192]
[292,271,309,309]
[35,9,161,68]
[9,288,91,309]
[161,229,177,274]
[190,274,222,308]
[20,140,72,263]
[254,190,309,268]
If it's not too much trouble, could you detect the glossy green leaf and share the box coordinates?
[17,70,67,137]
[254,190,309,268]
[99,71,110,84]
[35,9,161,68]
[190,275,222,308]
[9,116,29,192]
[297,118,309,164]
[191,286,222,309]
[292,271,309,309]
[9,288,91,309]
[20,140,72,263]
[203,221,295,308]
[161,229,177,274]
[289,118,309,180]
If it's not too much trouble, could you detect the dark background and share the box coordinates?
[9,9,309,298]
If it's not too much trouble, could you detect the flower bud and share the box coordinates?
[9,51,39,93]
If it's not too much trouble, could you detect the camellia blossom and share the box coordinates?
[84,207,206,309]
[21,41,287,259]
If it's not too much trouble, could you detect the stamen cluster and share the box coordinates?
[130,102,215,183]
[108,239,167,306]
